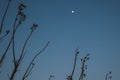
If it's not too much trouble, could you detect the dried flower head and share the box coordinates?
[31,24,38,31]
[18,12,26,24]
[109,76,112,79]
[18,3,26,11]
[109,71,111,74]
[67,76,72,80]
[6,30,10,34]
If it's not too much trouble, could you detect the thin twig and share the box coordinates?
[0,31,9,42]
[22,41,49,80]
[71,49,79,77]
[18,25,35,65]
[67,49,79,80]
[0,0,11,34]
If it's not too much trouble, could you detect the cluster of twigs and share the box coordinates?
[79,53,89,80]
[67,49,90,80]
[0,1,49,80]
[67,49,113,80]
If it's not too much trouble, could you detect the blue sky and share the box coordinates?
[0,0,120,80]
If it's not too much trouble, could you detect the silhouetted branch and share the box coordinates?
[0,3,26,68]
[0,35,12,67]
[22,41,50,80]
[9,60,19,80]
[0,0,12,67]
[18,24,37,65]
[71,49,79,77]
[0,0,11,34]
[9,23,37,80]
[0,30,10,42]
[79,54,89,80]
[8,3,28,80]
[67,49,79,80]
[12,3,26,63]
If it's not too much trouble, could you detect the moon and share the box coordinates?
[72,10,75,13]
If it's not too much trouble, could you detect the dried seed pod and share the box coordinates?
[18,3,26,11]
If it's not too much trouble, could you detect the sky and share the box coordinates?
[0,0,120,80]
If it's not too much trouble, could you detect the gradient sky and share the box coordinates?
[0,0,120,80]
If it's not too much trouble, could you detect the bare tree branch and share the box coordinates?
[0,30,10,42]
[0,3,26,68]
[22,41,50,80]
[71,49,79,77]
[0,0,11,34]
[67,49,79,80]
[79,54,89,80]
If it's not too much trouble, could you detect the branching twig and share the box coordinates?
[0,30,10,43]
[79,54,89,80]
[0,3,26,68]
[9,24,37,80]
